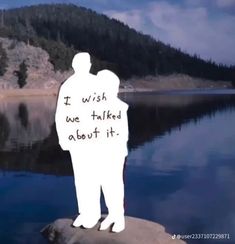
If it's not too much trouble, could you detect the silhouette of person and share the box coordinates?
[55,52,101,228]
[55,53,129,232]
[96,70,129,232]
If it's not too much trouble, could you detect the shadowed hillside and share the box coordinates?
[0,4,234,83]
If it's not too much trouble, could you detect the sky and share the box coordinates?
[0,0,235,66]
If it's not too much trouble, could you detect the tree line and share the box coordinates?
[0,42,7,76]
[0,4,234,83]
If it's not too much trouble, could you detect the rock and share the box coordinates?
[0,37,72,89]
[41,216,186,244]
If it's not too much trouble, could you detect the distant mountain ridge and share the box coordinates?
[0,3,234,84]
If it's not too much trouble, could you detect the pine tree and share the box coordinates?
[15,60,28,88]
[0,42,7,76]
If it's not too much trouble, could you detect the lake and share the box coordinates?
[0,90,235,243]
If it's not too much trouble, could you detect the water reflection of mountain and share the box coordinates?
[0,97,56,150]
[1,93,235,175]
[126,93,235,149]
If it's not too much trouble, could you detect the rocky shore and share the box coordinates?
[41,216,186,244]
[0,37,71,90]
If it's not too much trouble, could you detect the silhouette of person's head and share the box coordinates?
[97,69,120,97]
[72,52,91,75]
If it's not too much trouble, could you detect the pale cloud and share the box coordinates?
[0,4,8,9]
[216,0,235,8]
[184,0,207,7]
[105,1,235,65]
[106,9,143,31]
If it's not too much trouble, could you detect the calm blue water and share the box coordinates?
[0,90,235,243]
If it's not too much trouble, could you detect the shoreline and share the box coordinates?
[0,86,235,99]
[0,88,59,99]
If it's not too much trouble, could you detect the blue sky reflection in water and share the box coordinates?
[127,108,235,240]
[0,92,235,243]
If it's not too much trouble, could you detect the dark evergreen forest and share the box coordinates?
[0,4,234,83]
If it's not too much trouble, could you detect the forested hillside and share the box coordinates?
[0,4,234,82]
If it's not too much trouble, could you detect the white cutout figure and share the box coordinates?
[96,70,129,232]
[55,53,129,232]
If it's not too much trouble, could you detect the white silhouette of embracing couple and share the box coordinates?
[55,52,129,232]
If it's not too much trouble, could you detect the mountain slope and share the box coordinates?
[0,3,234,83]
[0,37,71,89]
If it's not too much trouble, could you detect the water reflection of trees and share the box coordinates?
[0,123,72,175]
[17,103,29,129]
[0,113,10,148]
[1,94,235,175]
[128,94,235,149]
